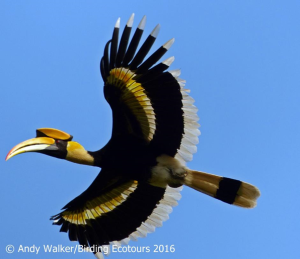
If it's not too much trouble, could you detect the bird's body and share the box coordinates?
[6,14,260,258]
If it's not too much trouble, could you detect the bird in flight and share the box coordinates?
[6,14,260,258]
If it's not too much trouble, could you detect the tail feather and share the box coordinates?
[184,170,260,208]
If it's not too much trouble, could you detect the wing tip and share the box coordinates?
[127,13,135,27]
[162,56,175,66]
[163,38,175,50]
[138,15,147,30]
[95,251,105,259]
[151,24,160,38]
[115,17,121,28]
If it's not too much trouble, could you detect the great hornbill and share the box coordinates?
[6,14,260,258]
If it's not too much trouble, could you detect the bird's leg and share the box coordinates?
[149,155,187,188]
[168,167,187,179]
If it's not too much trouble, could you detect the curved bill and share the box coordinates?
[6,137,55,161]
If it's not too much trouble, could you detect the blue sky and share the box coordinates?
[1,1,300,258]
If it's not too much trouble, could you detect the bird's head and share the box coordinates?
[6,128,95,166]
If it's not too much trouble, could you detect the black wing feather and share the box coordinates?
[51,168,174,246]
[135,45,168,74]
[68,224,78,241]
[100,57,106,80]
[100,15,199,162]
[116,16,134,67]
[128,25,159,70]
[110,19,119,69]
[122,16,146,67]
[103,41,111,79]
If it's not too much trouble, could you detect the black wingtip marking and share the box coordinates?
[216,177,242,204]
[135,46,167,74]
[110,18,120,70]
[60,221,70,233]
[102,40,111,80]
[77,225,89,248]
[100,57,106,80]
[116,15,134,67]
[115,25,131,67]
[102,15,172,79]
[129,32,157,70]
[68,224,78,241]
[122,27,144,66]
[136,39,173,74]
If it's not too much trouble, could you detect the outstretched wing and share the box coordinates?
[101,14,200,165]
[51,168,181,248]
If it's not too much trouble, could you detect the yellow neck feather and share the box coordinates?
[66,142,94,166]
